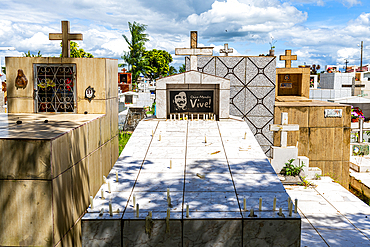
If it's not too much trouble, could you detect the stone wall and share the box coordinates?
[187,56,276,157]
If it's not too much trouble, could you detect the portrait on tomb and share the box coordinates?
[280,83,292,88]
[15,69,28,89]
[169,90,213,113]
[85,86,96,102]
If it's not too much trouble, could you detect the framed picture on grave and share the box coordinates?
[169,90,214,113]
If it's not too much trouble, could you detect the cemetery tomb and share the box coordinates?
[275,50,311,100]
[0,21,119,247]
[82,119,301,246]
[82,37,300,246]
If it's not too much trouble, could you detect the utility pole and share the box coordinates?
[344,59,349,73]
[360,41,363,72]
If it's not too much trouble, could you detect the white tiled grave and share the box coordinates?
[82,119,301,246]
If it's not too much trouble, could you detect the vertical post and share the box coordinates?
[62,21,70,58]
[281,112,288,148]
[359,117,364,143]
[361,41,363,72]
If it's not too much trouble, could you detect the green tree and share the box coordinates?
[143,49,175,80]
[23,50,42,57]
[179,64,186,73]
[122,21,149,85]
[60,41,94,58]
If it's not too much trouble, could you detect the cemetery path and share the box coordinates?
[285,177,370,247]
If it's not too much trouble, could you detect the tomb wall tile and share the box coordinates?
[87,148,103,196]
[243,219,300,246]
[188,84,216,89]
[87,116,101,155]
[100,112,112,144]
[74,58,107,100]
[52,132,73,177]
[183,220,242,246]
[166,83,189,89]
[70,123,88,167]
[82,219,121,246]
[122,220,182,246]
[52,168,74,245]
[0,180,52,246]
[184,71,202,84]
[6,57,35,101]
[111,134,119,166]
[55,219,82,247]
[155,89,166,119]
[7,97,34,113]
[215,57,228,78]
[0,139,52,179]
[105,59,118,99]
[71,158,90,221]
[220,89,230,119]
[101,140,112,179]
[77,99,106,114]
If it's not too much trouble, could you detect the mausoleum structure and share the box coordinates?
[81,31,300,247]
[0,21,119,246]
[273,50,351,188]
[186,40,276,157]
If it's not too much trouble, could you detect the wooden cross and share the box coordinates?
[220,43,233,56]
[280,50,297,69]
[269,112,299,148]
[175,31,213,71]
[49,21,83,58]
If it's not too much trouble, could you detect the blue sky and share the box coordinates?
[0,0,368,71]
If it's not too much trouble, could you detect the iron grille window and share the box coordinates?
[34,64,76,113]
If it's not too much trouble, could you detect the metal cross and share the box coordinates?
[279,50,297,69]
[49,21,83,58]
[220,43,233,56]
[175,31,213,71]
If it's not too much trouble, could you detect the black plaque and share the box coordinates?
[169,90,213,113]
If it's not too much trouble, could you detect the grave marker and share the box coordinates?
[280,50,297,69]
[49,20,83,58]
[175,31,213,70]
[219,43,233,56]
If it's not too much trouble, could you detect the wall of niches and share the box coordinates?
[186,56,276,157]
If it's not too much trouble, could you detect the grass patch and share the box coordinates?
[119,131,132,155]
[349,184,370,206]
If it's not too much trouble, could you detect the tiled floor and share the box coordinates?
[285,177,370,247]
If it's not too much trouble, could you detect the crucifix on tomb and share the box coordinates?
[175,31,213,71]
[269,112,299,148]
[220,43,233,56]
[279,50,297,69]
[49,20,83,58]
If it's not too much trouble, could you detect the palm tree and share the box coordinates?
[122,21,149,86]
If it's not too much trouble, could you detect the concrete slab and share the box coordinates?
[285,176,370,246]
[82,119,300,246]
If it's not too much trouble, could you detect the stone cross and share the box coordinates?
[220,43,233,56]
[175,31,213,71]
[49,21,83,58]
[269,112,299,148]
[280,50,297,69]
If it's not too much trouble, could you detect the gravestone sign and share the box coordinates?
[169,90,213,113]
[157,31,230,120]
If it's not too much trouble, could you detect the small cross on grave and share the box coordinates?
[269,112,299,148]
[49,21,83,58]
[220,43,233,56]
[175,31,214,71]
[280,50,297,69]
